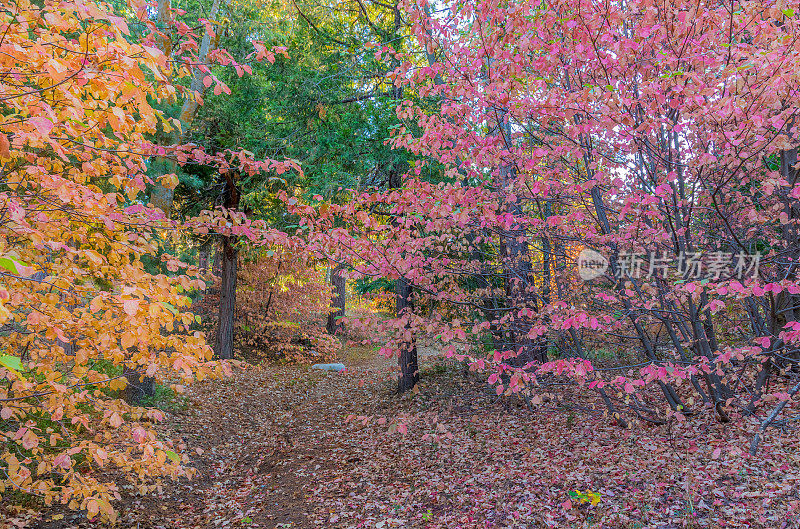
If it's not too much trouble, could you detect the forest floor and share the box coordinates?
[23,346,800,529]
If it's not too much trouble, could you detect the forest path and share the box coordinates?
[118,346,438,528]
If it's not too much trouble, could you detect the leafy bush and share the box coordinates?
[198,247,340,363]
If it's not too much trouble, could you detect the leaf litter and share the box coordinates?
[19,348,800,529]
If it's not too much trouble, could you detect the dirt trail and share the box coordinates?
[117,347,415,528]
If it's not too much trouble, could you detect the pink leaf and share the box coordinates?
[29,117,53,136]
[132,427,147,443]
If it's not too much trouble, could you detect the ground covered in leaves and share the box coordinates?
[16,349,800,529]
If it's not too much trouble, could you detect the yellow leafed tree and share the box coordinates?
[0,0,233,520]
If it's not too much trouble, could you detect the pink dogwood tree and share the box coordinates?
[296,0,800,450]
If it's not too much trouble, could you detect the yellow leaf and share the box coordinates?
[0,353,23,379]
[121,331,136,349]
[85,249,104,266]
[90,296,103,313]
[108,412,124,428]
[159,173,179,190]
[0,255,34,276]
[75,348,88,365]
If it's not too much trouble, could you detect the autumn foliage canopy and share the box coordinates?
[3,0,800,521]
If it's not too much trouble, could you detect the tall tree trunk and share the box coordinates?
[388,1,417,393]
[214,173,240,360]
[396,276,419,393]
[198,250,209,275]
[215,235,237,359]
[495,107,546,365]
[326,263,346,334]
[391,159,418,392]
[212,246,221,277]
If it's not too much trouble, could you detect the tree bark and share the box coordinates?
[122,364,155,404]
[386,1,417,393]
[495,107,546,365]
[391,163,419,393]
[214,173,240,360]
[212,246,221,277]
[388,154,418,391]
[326,263,346,334]
[198,250,209,275]
[214,235,237,359]
[396,277,419,393]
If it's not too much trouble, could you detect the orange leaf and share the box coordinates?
[0,134,9,159]
[123,299,140,316]
[90,296,103,313]
[109,412,123,428]
[121,331,136,349]
[86,499,100,519]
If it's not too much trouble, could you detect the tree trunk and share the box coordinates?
[495,109,546,365]
[214,170,240,360]
[390,160,418,391]
[212,246,221,277]
[388,2,417,393]
[199,250,209,275]
[214,235,237,359]
[326,263,346,334]
[122,364,155,404]
[396,277,419,393]
[389,156,418,392]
